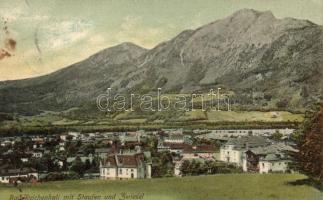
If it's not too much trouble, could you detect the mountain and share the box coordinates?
[0,9,322,115]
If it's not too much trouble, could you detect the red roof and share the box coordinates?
[164,143,190,150]
[183,145,217,153]
[103,153,144,168]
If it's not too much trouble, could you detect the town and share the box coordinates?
[0,128,297,184]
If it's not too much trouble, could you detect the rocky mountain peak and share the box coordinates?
[0,9,322,114]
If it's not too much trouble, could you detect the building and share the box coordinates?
[32,150,43,158]
[20,158,29,163]
[157,140,170,152]
[100,153,151,180]
[164,134,184,144]
[158,142,191,154]
[182,145,217,160]
[219,136,270,166]
[60,134,68,141]
[259,154,292,174]
[202,128,295,138]
[242,143,296,173]
[68,131,81,140]
[0,168,38,184]
[162,129,183,135]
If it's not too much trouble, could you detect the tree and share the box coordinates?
[270,131,283,141]
[293,104,323,188]
[276,98,290,108]
[151,152,173,177]
[91,158,98,168]
[180,160,190,176]
[84,159,91,171]
[70,157,86,176]
[189,160,201,175]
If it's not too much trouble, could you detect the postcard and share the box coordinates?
[0,1,322,200]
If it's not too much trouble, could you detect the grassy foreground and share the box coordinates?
[0,174,321,200]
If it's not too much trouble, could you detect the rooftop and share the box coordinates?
[103,153,145,168]
[225,136,270,149]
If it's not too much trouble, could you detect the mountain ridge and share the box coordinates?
[0,9,322,115]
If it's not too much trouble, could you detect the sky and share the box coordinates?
[0,0,322,81]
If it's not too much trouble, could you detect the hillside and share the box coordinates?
[0,9,322,115]
[0,174,321,200]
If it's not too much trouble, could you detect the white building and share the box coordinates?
[162,129,183,135]
[242,143,296,173]
[164,134,184,144]
[182,145,217,160]
[219,136,270,167]
[60,134,68,141]
[0,140,13,147]
[100,153,151,180]
[21,158,29,163]
[204,128,295,138]
[32,151,43,158]
[259,154,291,174]
[68,131,81,139]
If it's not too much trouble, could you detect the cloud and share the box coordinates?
[40,19,93,51]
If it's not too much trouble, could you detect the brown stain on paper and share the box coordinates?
[0,19,17,61]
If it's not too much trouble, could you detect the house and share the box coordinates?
[164,134,184,144]
[193,129,209,134]
[31,136,44,142]
[162,129,183,135]
[203,129,294,138]
[219,136,270,166]
[68,131,81,140]
[259,154,292,174]
[0,168,38,184]
[32,150,43,158]
[157,140,170,152]
[21,158,29,163]
[242,143,296,173]
[58,146,65,152]
[157,135,192,153]
[0,140,12,147]
[161,143,191,154]
[100,153,151,180]
[32,141,44,149]
[60,134,68,141]
[182,145,217,160]
[52,157,66,168]
[119,135,140,145]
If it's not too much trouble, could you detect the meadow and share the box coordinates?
[0,174,321,200]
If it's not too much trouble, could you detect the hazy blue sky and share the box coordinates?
[0,0,322,80]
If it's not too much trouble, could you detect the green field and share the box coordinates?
[0,174,321,200]
[205,111,304,122]
[16,110,304,125]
